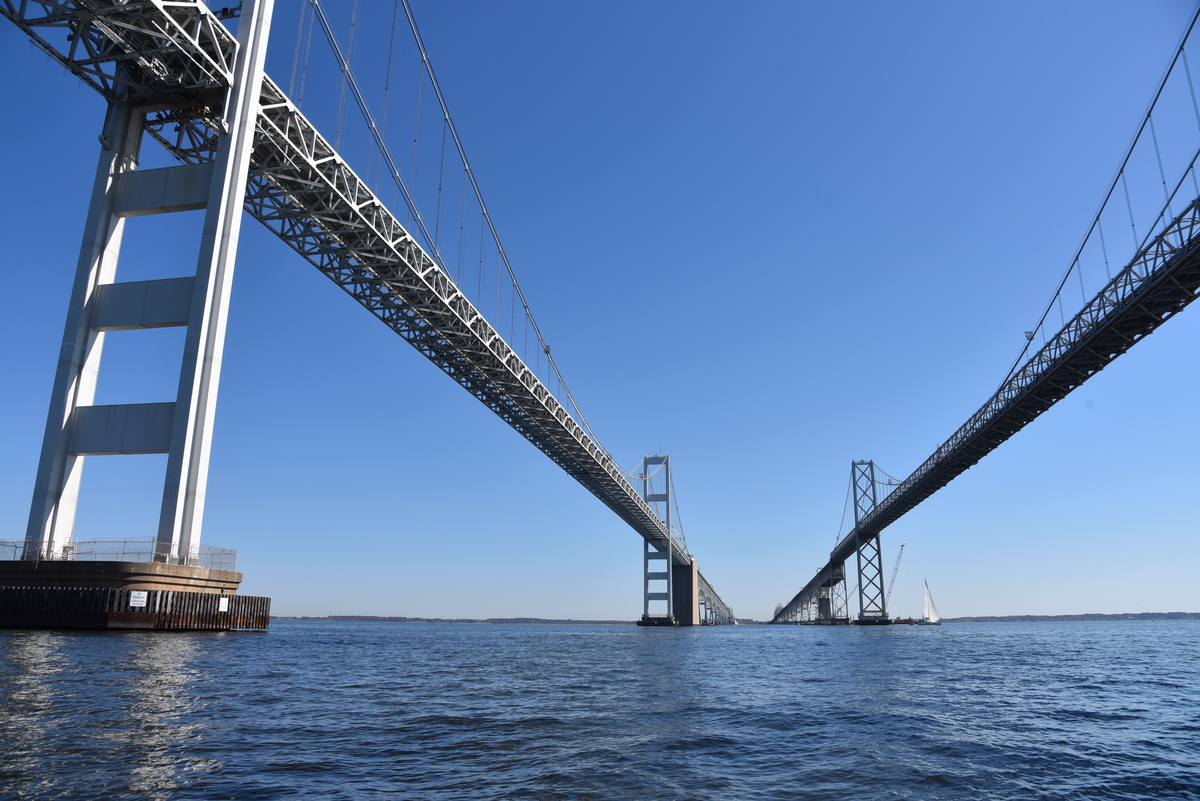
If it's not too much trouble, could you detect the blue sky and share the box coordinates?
[1,1,1198,620]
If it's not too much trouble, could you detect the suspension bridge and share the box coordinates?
[0,0,733,626]
[772,8,1200,624]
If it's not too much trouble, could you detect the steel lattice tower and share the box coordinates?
[851,461,889,624]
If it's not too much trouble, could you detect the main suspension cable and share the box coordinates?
[311,0,640,481]
[668,467,690,555]
[999,4,1200,387]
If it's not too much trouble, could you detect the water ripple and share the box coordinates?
[0,622,1198,799]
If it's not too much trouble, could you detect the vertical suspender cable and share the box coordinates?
[312,0,637,479]
[1150,116,1172,214]
[1098,220,1112,280]
[997,4,1200,386]
[397,0,614,453]
[372,0,401,191]
[457,168,467,284]
[434,118,447,249]
[296,3,316,108]
[477,216,485,305]
[334,0,360,151]
[288,2,307,97]
[1122,171,1139,247]
[1185,49,1200,129]
[409,64,422,226]
[308,0,445,268]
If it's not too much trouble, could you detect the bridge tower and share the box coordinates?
[637,455,700,626]
[23,0,274,568]
[851,460,890,624]
[640,455,673,623]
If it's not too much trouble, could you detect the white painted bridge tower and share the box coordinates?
[23,0,275,564]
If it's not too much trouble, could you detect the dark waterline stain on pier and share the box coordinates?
[1,621,1198,800]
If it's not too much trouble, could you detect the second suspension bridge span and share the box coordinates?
[773,7,1200,624]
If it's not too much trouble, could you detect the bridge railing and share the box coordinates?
[0,539,238,571]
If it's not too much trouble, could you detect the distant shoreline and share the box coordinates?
[273,615,637,625]
[945,612,1200,622]
[272,612,1200,624]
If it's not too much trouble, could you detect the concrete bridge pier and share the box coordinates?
[672,560,700,626]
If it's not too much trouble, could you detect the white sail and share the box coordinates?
[923,580,941,623]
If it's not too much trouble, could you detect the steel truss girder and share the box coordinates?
[245,80,729,620]
[0,0,237,106]
[774,560,847,624]
[774,191,1200,624]
[243,76,690,564]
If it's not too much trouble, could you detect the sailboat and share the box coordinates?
[917,579,942,625]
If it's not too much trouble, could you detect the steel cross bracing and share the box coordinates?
[2,0,241,164]
[773,191,1200,623]
[850,461,887,623]
[2,1,237,103]
[3,0,737,624]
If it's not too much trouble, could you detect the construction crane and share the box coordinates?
[886,544,905,609]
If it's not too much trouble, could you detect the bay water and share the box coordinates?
[1,620,1197,799]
